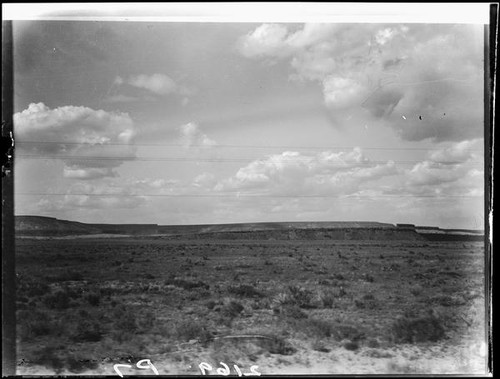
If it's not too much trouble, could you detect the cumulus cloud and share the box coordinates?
[238,23,339,61]
[323,76,367,109]
[209,139,483,205]
[127,73,178,95]
[428,138,482,164]
[38,181,147,212]
[134,178,179,189]
[215,148,397,196]
[375,28,396,45]
[406,161,469,187]
[403,139,483,196]
[63,167,117,180]
[111,74,194,100]
[238,23,483,142]
[238,23,292,59]
[14,102,137,179]
[38,176,188,213]
[178,122,216,148]
[287,23,339,50]
[193,172,217,189]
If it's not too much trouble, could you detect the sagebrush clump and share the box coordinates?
[172,319,213,343]
[390,310,446,343]
[227,284,263,298]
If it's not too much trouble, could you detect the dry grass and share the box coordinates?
[15,238,486,374]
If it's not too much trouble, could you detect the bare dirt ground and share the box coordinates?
[15,238,488,375]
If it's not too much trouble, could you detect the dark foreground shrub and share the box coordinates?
[335,324,365,341]
[18,309,53,340]
[366,338,380,348]
[84,292,101,306]
[300,318,334,338]
[165,278,209,291]
[312,340,330,352]
[206,300,217,310]
[70,319,103,342]
[362,274,375,282]
[66,356,99,373]
[30,345,65,373]
[30,346,99,374]
[43,290,72,310]
[343,340,359,351]
[319,289,338,308]
[173,319,212,343]
[280,304,308,319]
[228,284,263,298]
[222,301,244,318]
[48,271,84,282]
[266,336,296,355]
[391,312,445,343]
[288,285,315,309]
[113,311,138,333]
[18,279,51,297]
[136,310,156,332]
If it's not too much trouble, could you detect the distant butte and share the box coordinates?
[14,216,484,241]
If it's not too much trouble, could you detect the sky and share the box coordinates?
[12,18,486,228]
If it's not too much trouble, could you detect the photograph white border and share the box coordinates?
[2,3,491,24]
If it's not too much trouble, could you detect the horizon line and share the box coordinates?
[13,214,485,232]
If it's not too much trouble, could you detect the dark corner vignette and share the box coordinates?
[2,20,17,376]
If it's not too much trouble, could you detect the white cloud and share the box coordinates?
[63,167,116,180]
[38,181,147,212]
[14,102,137,179]
[135,178,178,189]
[287,23,338,50]
[113,76,124,86]
[110,74,195,101]
[238,23,484,142]
[127,73,178,95]
[128,177,181,196]
[208,140,483,222]
[375,28,396,45]
[178,122,216,148]
[289,51,336,82]
[238,23,291,59]
[428,138,482,164]
[403,139,484,196]
[193,172,217,189]
[216,148,397,196]
[323,76,367,109]
[14,103,136,145]
[238,23,338,61]
[406,161,467,187]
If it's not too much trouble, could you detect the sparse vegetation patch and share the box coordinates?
[15,237,485,375]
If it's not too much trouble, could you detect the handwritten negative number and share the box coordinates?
[113,359,159,377]
[199,362,261,376]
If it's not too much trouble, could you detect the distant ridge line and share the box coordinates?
[14,216,484,241]
[15,216,394,229]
